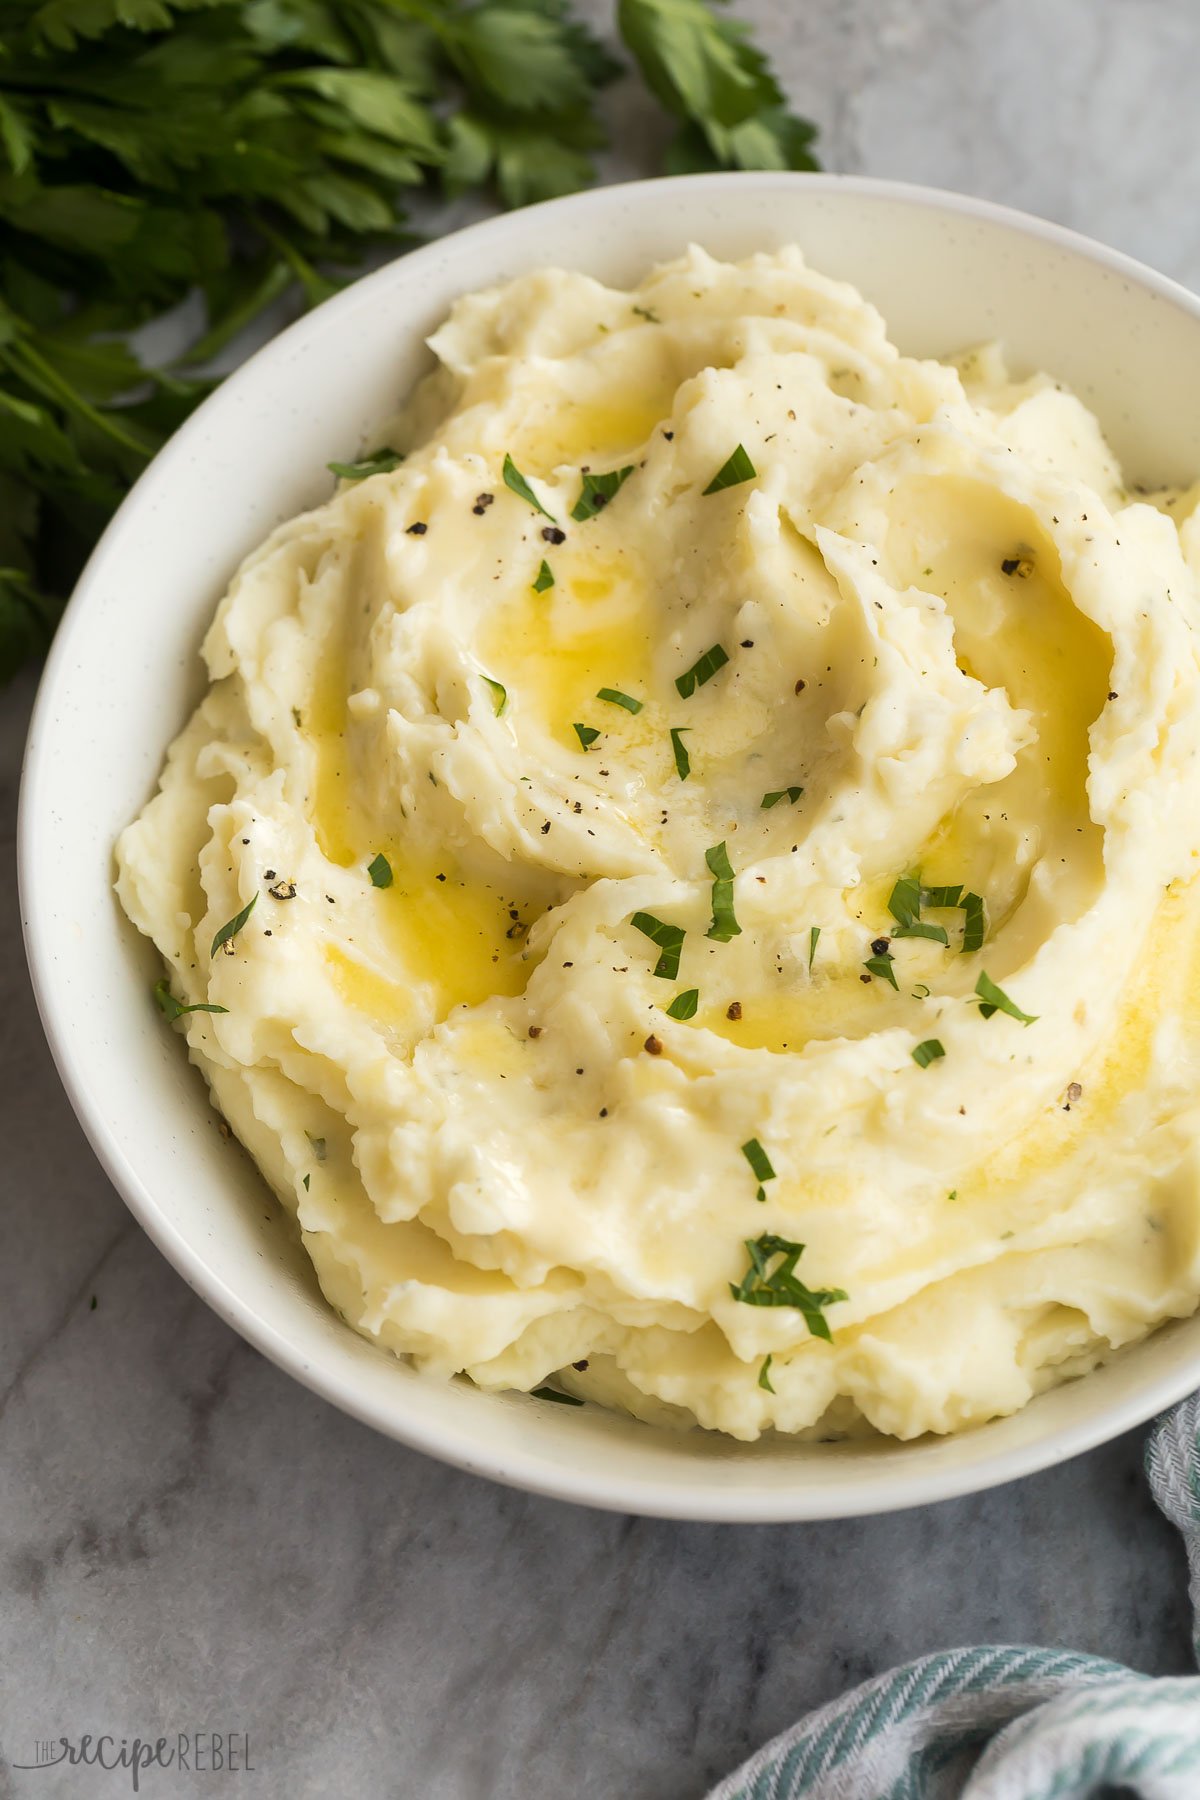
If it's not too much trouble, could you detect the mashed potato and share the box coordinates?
[116,246,1200,1441]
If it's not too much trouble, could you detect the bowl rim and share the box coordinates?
[19,170,1200,1521]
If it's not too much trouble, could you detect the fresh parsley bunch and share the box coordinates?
[0,0,817,682]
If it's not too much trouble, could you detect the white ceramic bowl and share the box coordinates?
[20,174,1200,1520]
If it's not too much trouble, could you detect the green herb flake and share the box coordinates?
[675,643,729,698]
[863,949,898,989]
[632,304,660,323]
[665,987,699,1020]
[154,979,228,1022]
[729,1234,848,1341]
[947,1189,958,1202]
[503,453,556,521]
[960,892,987,954]
[809,926,820,970]
[573,722,600,750]
[306,1133,327,1163]
[705,841,741,943]
[631,911,686,981]
[975,972,1038,1026]
[761,786,804,809]
[482,675,508,717]
[533,560,555,593]
[912,1038,946,1069]
[327,449,403,482]
[921,883,964,909]
[758,1354,775,1394]
[703,443,757,495]
[367,853,393,889]
[596,687,643,714]
[210,895,257,959]
[302,1174,311,1191]
[670,727,691,781]
[571,465,634,522]
[531,1385,584,1406]
[887,874,923,927]
[742,1137,776,1184]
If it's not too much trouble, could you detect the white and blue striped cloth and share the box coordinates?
[709,1395,1200,1799]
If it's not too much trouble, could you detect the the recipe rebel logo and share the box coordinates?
[12,1732,254,1790]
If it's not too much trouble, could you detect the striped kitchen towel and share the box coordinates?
[707,1393,1200,1799]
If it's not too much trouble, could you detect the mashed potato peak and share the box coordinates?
[117,246,1200,1441]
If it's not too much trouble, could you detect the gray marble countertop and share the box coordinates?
[5,3,1200,1795]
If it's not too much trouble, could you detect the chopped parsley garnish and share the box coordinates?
[742,1136,775,1202]
[888,874,948,945]
[571,465,634,521]
[703,443,757,495]
[921,883,963,909]
[482,675,507,716]
[912,1038,946,1068]
[705,841,741,942]
[887,875,987,953]
[306,1133,327,1163]
[670,727,691,780]
[975,972,1038,1025]
[762,787,804,809]
[631,912,686,981]
[573,722,600,750]
[210,894,256,959]
[533,560,555,593]
[666,987,699,1020]
[327,449,402,482]
[863,948,897,989]
[758,1354,775,1394]
[502,453,556,521]
[729,1234,848,1341]
[302,1174,310,1191]
[809,926,820,969]
[675,643,729,697]
[960,892,987,954]
[632,304,660,323]
[596,687,643,714]
[531,1386,584,1406]
[154,979,228,1022]
[367,853,393,889]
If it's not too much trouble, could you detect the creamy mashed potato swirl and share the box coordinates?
[117,246,1200,1441]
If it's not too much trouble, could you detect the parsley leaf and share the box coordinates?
[503,452,555,521]
[631,911,686,980]
[571,465,634,521]
[367,853,393,889]
[729,1234,847,1340]
[758,1353,775,1393]
[666,987,699,1020]
[912,1038,945,1068]
[210,895,256,959]
[704,840,741,942]
[328,449,403,482]
[597,686,643,714]
[761,786,803,808]
[154,978,227,1022]
[620,0,818,176]
[675,643,729,697]
[530,1385,584,1406]
[975,972,1038,1026]
[573,722,600,750]
[482,674,508,716]
[669,726,691,780]
[533,559,555,593]
[703,442,757,493]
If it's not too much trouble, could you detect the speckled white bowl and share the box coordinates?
[20,174,1200,1519]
